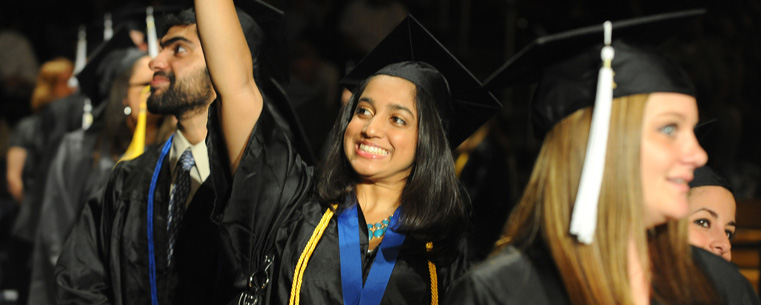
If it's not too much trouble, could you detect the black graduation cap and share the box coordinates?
[265,80,317,165]
[234,0,289,88]
[155,1,311,162]
[111,4,185,31]
[484,9,704,135]
[233,0,312,163]
[76,25,141,107]
[154,1,287,87]
[690,166,733,192]
[341,15,502,148]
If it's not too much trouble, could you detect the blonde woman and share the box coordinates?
[445,10,760,305]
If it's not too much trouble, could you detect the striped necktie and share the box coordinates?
[167,148,194,267]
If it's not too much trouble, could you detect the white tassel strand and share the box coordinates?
[146,6,159,58]
[104,12,113,41]
[68,25,87,88]
[569,21,615,244]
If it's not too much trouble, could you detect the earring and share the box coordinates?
[124,106,132,116]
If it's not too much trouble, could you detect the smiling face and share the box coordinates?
[343,75,419,184]
[147,24,213,118]
[687,185,736,261]
[640,92,707,227]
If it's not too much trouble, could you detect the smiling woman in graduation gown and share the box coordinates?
[195,0,501,304]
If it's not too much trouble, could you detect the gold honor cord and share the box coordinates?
[454,152,469,178]
[289,206,335,305]
[289,206,439,305]
[453,124,488,178]
[426,241,438,305]
[117,85,151,164]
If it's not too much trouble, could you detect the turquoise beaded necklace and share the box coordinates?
[367,215,393,240]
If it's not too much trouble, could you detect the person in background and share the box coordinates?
[55,9,219,303]
[6,57,74,204]
[9,25,138,250]
[55,3,302,303]
[4,55,73,305]
[687,165,736,262]
[0,28,39,126]
[29,45,172,304]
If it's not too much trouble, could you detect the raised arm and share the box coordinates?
[195,0,263,174]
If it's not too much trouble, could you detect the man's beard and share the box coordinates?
[147,67,213,118]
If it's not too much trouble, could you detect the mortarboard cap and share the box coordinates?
[233,0,289,88]
[155,2,310,162]
[155,1,288,87]
[341,16,502,148]
[76,25,142,107]
[690,166,733,192]
[232,0,311,162]
[265,80,317,165]
[485,9,704,135]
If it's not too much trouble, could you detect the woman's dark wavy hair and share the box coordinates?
[93,54,140,164]
[316,75,469,256]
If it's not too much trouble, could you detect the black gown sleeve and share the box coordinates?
[693,247,761,305]
[29,130,91,305]
[443,246,566,305]
[54,162,124,305]
[206,98,314,297]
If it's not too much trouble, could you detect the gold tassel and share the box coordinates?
[117,85,151,163]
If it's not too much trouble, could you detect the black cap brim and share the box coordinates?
[484,9,705,90]
[484,9,704,134]
[234,0,289,87]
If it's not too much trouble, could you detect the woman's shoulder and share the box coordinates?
[444,245,567,305]
[460,246,547,289]
[693,246,761,305]
[299,199,332,227]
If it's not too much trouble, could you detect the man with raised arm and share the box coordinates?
[54,5,302,303]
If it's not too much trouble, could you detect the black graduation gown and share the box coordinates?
[444,245,761,305]
[12,93,86,243]
[28,124,114,305]
[207,101,469,305]
[9,114,44,239]
[457,131,514,263]
[55,141,222,305]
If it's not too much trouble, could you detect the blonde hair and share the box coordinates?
[499,94,719,305]
[649,219,719,304]
[30,57,74,112]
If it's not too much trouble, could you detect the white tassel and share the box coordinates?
[82,98,93,130]
[104,13,113,41]
[146,6,159,58]
[569,21,615,244]
[68,25,87,88]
